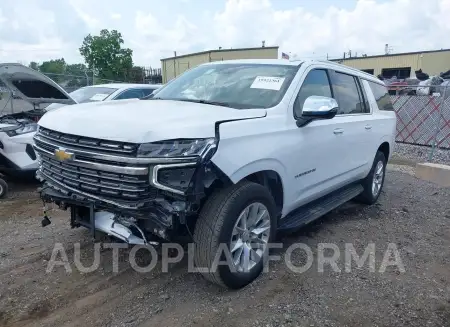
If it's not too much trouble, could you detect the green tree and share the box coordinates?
[38,58,66,83]
[66,63,87,76]
[79,29,133,81]
[66,63,89,88]
[126,66,145,83]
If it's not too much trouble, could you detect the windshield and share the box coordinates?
[69,86,118,103]
[152,63,299,109]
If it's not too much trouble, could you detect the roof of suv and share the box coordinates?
[201,58,382,84]
[202,59,304,66]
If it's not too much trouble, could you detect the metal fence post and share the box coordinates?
[428,85,447,161]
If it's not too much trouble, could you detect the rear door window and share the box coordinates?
[331,72,367,115]
[367,81,394,111]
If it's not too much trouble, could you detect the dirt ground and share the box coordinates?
[0,166,449,327]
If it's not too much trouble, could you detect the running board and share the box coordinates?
[278,183,364,232]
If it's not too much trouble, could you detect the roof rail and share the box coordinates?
[315,60,376,78]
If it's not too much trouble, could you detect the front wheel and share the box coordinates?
[356,151,386,205]
[193,181,277,289]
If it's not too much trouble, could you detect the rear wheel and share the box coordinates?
[193,181,277,289]
[0,178,8,199]
[356,151,386,205]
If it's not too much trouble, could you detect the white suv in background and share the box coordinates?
[34,59,396,289]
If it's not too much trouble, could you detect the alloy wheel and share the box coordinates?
[372,160,384,196]
[230,202,271,273]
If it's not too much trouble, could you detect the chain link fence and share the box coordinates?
[390,84,450,163]
[391,86,450,149]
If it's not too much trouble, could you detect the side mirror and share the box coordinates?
[296,96,339,127]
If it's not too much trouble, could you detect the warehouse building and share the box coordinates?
[160,46,279,83]
[332,48,450,79]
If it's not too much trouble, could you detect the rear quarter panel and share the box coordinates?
[361,79,397,163]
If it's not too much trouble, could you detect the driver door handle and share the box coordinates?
[365,125,372,130]
[333,128,344,135]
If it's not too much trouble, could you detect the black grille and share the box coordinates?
[39,152,158,201]
[34,128,159,205]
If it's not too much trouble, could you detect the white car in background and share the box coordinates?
[45,83,161,110]
[0,63,161,176]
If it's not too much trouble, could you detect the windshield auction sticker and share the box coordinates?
[250,76,286,91]
[89,93,109,101]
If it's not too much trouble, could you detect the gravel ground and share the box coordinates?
[0,167,450,327]
[393,142,450,164]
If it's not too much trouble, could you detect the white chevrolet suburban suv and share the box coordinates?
[34,59,396,289]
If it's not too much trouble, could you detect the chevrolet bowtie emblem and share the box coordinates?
[54,148,74,162]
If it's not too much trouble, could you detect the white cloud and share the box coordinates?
[111,13,121,20]
[211,0,450,60]
[68,0,100,29]
[1,0,450,69]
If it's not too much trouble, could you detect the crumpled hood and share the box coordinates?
[38,99,266,143]
[0,63,76,109]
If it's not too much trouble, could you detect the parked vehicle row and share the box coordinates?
[0,63,161,196]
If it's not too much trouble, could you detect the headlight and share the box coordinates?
[137,138,216,158]
[0,123,38,137]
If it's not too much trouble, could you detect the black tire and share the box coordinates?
[193,181,277,289]
[0,178,8,199]
[356,151,386,205]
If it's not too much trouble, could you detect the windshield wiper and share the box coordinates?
[171,98,232,107]
[142,97,233,107]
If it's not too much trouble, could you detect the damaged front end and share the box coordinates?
[34,127,227,245]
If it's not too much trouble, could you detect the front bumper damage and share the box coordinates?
[38,172,183,244]
[33,127,227,244]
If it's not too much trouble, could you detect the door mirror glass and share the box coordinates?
[297,95,339,127]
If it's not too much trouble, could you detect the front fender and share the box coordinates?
[211,154,288,208]
[223,158,288,185]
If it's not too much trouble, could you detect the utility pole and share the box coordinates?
[84,70,89,86]
[384,44,393,55]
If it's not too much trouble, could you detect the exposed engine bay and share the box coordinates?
[0,108,46,125]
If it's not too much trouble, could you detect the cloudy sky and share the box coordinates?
[0,0,449,67]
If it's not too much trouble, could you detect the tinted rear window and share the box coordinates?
[368,81,394,111]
